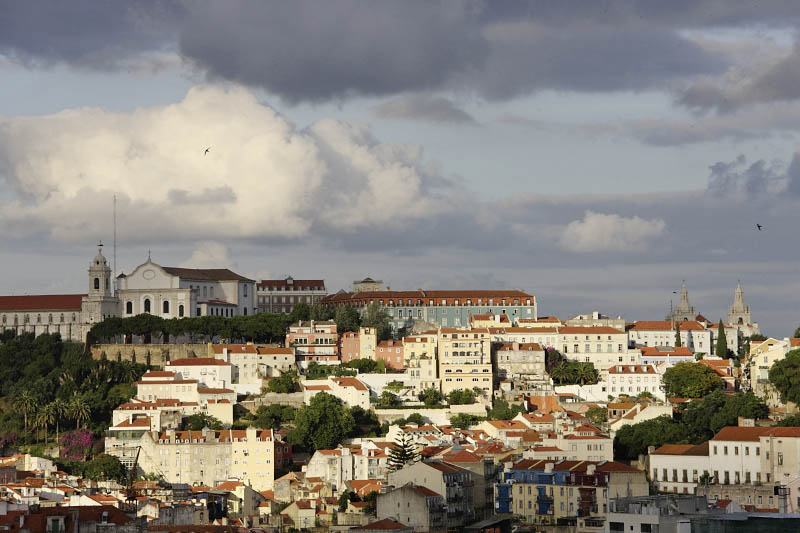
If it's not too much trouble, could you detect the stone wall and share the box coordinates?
[239,393,306,412]
[374,403,486,425]
[90,343,210,368]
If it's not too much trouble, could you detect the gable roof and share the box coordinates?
[0,294,85,311]
[162,267,254,282]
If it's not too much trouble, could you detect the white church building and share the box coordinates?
[0,246,256,342]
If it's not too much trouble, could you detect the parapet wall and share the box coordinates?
[90,343,210,368]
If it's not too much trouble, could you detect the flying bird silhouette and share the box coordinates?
[204,147,211,155]
[756,224,763,231]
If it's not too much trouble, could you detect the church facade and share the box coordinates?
[0,247,256,342]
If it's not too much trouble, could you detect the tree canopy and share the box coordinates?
[486,400,526,420]
[182,413,224,431]
[715,320,728,358]
[333,306,360,334]
[418,387,444,407]
[769,349,800,405]
[250,404,296,430]
[447,389,476,405]
[662,362,722,398]
[288,392,355,450]
[361,302,392,341]
[586,407,608,427]
[387,432,419,472]
[265,371,300,393]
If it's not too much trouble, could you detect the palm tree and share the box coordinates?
[69,397,91,430]
[50,399,67,443]
[549,363,572,385]
[575,363,597,385]
[13,391,38,436]
[35,406,54,445]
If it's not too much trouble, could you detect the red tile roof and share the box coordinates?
[652,442,709,456]
[168,357,232,366]
[352,518,410,531]
[212,344,258,354]
[558,326,625,334]
[331,377,368,391]
[630,321,707,331]
[0,294,84,311]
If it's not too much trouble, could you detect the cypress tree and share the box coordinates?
[716,320,728,358]
[674,322,681,347]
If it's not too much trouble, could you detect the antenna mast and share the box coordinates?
[113,194,117,295]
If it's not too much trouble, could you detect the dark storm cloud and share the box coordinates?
[5,1,799,103]
[707,155,786,196]
[0,1,183,69]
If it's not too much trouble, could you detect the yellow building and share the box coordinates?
[437,328,493,396]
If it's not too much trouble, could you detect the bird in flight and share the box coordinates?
[204,147,211,155]
[756,224,763,231]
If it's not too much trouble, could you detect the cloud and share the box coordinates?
[0,85,461,244]
[707,155,786,196]
[558,211,665,252]
[180,241,232,269]
[371,94,475,124]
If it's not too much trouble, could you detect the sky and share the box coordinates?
[1,1,800,336]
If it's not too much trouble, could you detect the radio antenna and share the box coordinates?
[113,194,117,294]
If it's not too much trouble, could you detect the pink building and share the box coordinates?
[340,331,360,363]
[286,320,339,357]
[376,340,404,370]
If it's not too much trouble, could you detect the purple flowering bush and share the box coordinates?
[60,430,94,461]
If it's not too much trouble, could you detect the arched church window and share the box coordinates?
[178,305,184,318]
[60,314,64,323]
[71,313,76,322]
[94,278,100,290]
[163,301,169,314]
[1,315,5,324]
[126,301,133,314]
[48,314,53,323]
[144,299,151,313]
[24,314,29,323]
[37,314,41,323]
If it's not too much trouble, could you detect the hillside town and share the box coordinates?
[1,249,800,532]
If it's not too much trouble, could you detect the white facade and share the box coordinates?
[166,358,233,389]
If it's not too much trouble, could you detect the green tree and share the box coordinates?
[68,397,91,429]
[347,359,378,373]
[549,363,573,385]
[361,302,392,341]
[662,362,722,398]
[338,490,359,511]
[50,398,67,442]
[680,390,768,442]
[486,400,526,420]
[749,334,767,342]
[716,320,728,358]
[418,387,444,407]
[252,404,296,430]
[675,322,681,347]
[266,371,300,393]
[777,413,800,426]
[334,306,361,333]
[376,391,401,408]
[309,303,332,321]
[769,349,800,405]
[84,454,127,482]
[586,407,608,427]
[183,413,224,430]
[288,392,355,450]
[574,363,597,385]
[35,405,55,444]
[613,415,690,460]
[450,413,482,429]
[447,389,475,405]
[13,390,38,436]
[403,413,425,426]
[387,432,419,472]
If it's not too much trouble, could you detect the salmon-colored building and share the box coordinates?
[376,340,404,370]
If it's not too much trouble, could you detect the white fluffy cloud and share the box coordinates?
[179,241,233,269]
[559,211,665,253]
[0,85,455,243]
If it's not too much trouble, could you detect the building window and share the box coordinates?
[126,301,133,314]
[144,298,151,313]
[163,301,170,314]
[179,305,184,317]
[94,277,100,290]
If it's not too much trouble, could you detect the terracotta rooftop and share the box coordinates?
[0,294,85,311]
[168,357,232,366]
[162,267,254,282]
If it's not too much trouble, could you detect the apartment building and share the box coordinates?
[165,358,233,390]
[495,459,648,528]
[628,321,712,354]
[136,372,236,405]
[388,461,475,530]
[493,342,545,379]
[286,320,339,356]
[256,277,326,314]
[322,289,536,335]
[437,328,493,396]
[105,427,279,491]
[306,444,390,494]
[256,347,296,376]
[403,333,439,391]
[650,442,710,494]
[376,484,446,533]
[376,340,404,370]
[302,376,371,409]
[638,346,694,366]
[606,364,664,401]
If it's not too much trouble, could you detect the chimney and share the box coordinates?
[544,463,554,474]
[587,464,596,476]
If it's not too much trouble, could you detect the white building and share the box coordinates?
[628,321,712,355]
[302,376,371,409]
[305,444,390,494]
[166,357,233,389]
[607,364,665,401]
[649,442,711,494]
